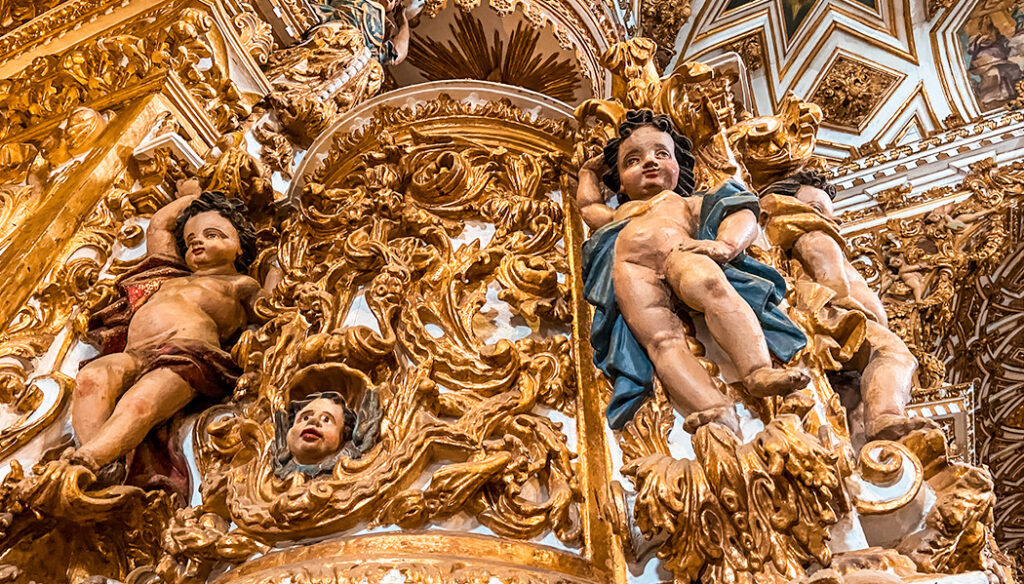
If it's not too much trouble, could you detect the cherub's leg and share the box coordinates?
[665,250,808,397]
[75,367,196,467]
[73,353,142,447]
[859,321,937,441]
[613,259,736,429]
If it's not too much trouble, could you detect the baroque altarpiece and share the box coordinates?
[0,1,1020,583]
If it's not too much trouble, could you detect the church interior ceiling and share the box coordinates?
[666,0,1024,161]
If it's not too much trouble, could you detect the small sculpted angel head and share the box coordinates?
[285,392,357,467]
[601,109,696,203]
[173,190,258,274]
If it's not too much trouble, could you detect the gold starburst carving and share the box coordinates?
[406,10,582,103]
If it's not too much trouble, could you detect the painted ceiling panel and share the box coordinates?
[654,0,1011,160]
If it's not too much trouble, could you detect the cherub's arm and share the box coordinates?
[713,209,758,260]
[676,208,758,263]
[794,231,885,322]
[146,179,201,260]
[577,156,615,230]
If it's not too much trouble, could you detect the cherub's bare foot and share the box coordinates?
[742,367,810,398]
[59,447,98,471]
[58,448,127,488]
[683,405,739,434]
[866,414,940,442]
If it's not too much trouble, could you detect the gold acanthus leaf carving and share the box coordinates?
[638,0,692,67]
[721,33,764,71]
[190,106,580,545]
[808,56,902,131]
[846,158,1022,356]
[266,21,385,148]
[0,6,249,142]
[844,158,1024,567]
[619,388,848,583]
[0,0,64,40]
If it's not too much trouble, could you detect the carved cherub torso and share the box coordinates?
[613,191,702,273]
[127,272,258,350]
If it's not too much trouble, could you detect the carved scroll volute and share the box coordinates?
[183,93,627,582]
[726,93,826,191]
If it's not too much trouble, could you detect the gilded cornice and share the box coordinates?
[0,1,264,144]
[0,0,129,66]
[830,110,1024,182]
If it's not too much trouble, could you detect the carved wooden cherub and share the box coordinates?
[578,109,809,431]
[761,170,939,441]
[69,187,264,482]
[887,255,930,304]
[275,392,357,478]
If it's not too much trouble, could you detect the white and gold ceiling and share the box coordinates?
[665,0,1022,160]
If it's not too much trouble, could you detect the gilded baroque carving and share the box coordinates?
[721,33,764,71]
[0,6,250,142]
[194,98,580,545]
[265,16,386,147]
[927,0,956,18]
[0,0,1018,578]
[232,11,276,65]
[808,56,903,130]
[0,0,63,38]
[843,158,1024,565]
[571,38,1013,584]
[638,0,692,66]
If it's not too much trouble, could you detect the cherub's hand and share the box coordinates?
[677,239,736,263]
[175,177,202,199]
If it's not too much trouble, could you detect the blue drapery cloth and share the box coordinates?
[581,180,807,429]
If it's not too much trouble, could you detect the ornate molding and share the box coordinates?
[0,4,254,143]
[809,55,904,132]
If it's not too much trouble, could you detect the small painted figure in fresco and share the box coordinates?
[968,14,1022,108]
[318,0,410,65]
[578,109,809,431]
[69,188,263,482]
[276,392,357,477]
[761,170,938,441]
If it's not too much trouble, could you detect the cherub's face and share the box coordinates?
[183,211,242,272]
[795,185,836,220]
[617,125,680,201]
[286,398,346,465]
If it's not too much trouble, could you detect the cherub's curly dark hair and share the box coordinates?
[602,109,696,202]
[761,169,837,200]
[288,391,357,443]
[174,191,258,273]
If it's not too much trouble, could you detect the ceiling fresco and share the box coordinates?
[724,0,878,38]
[960,0,1024,110]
